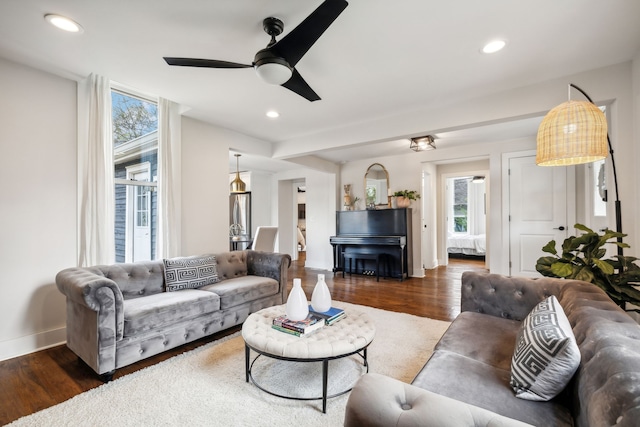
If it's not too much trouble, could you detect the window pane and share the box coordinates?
[454,179,468,204]
[454,217,467,232]
[453,204,467,216]
[112,90,157,263]
[451,178,469,234]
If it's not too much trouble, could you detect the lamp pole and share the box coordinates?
[570,83,623,255]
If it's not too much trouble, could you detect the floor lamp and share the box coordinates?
[536,83,623,255]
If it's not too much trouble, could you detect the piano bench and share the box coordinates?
[342,252,389,282]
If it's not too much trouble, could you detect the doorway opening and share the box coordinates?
[443,174,488,265]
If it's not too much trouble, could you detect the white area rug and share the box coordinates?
[9,302,450,427]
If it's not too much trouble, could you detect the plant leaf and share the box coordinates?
[541,241,558,255]
[550,262,574,278]
[574,223,594,233]
[574,266,595,283]
[536,257,558,277]
[593,258,615,275]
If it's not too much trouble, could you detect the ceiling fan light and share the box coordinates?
[255,63,292,85]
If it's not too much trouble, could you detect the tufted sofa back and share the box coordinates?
[461,272,640,427]
[88,251,251,300]
[88,260,165,300]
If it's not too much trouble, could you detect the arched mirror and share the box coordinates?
[364,163,390,208]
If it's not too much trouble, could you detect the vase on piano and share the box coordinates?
[286,278,309,321]
[396,196,411,208]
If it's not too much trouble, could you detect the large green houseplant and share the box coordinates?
[536,224,640,310]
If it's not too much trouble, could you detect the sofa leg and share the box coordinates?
[99,370,115,383]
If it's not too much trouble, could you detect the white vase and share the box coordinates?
[286,278,309,321]
[311,274,332,313]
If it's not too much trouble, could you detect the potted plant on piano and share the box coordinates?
[392,190,420,208]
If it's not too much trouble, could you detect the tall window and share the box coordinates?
[112,89,158,262]
[450,177,469,233]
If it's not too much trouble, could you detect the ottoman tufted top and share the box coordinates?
[242,304,376,359]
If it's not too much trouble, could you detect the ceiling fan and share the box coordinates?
[163,0,348,102]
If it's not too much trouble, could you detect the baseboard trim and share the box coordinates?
[0,327,66,362]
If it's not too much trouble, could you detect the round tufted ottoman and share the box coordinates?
[242,304,375,413]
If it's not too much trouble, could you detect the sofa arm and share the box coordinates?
[246,250,291,304]
[460,272,569,321]
[344,373,533,427]
[56,267,124,341]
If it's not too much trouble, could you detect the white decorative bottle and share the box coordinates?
[311,274,332,313]
[286,278,309,321]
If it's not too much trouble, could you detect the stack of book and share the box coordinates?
[309,306,346,326]
[272,313,325,336]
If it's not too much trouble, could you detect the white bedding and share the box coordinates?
[447,233,486,255]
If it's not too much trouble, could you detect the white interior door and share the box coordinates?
[509,155,571,277]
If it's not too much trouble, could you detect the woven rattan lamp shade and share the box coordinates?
[536,100,608,166]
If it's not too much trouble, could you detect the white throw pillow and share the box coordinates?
[510,295,580,401]
[163,255,220,292]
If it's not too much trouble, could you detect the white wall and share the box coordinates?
[181,117,230,255]
[0,58,77,360]
[182,119,278,255]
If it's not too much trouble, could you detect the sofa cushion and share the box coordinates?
[199,275,279,309]
[122,290,220,336]
[510,295,580,401]
[163,255,220,292]
[433,311,521,371]
[413,350,573,427]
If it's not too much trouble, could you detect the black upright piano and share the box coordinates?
[330,208,412,280]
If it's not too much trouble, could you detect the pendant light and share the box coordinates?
[230,154,246,193]
[536,83,622,255]
[536,84,607,166]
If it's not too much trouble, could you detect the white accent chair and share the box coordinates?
[251,226,278,252]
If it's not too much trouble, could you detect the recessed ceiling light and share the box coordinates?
[482,40,506,54]
[266,110,280,119]
[44,14,84,33]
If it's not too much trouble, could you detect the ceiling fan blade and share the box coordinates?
[163,57,252,69]
[281,69,321,102]
[272,0,348,68]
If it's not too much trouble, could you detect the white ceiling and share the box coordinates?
[2,0,639,173]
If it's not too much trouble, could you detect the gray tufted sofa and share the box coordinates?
[345,272,640,427]
[56,250,290,381]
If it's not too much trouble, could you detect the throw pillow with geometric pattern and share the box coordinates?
[163,255,220,292]
[510,295,580,401]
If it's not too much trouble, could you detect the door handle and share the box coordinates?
[553,226,566,231]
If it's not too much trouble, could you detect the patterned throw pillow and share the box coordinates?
[510,295,580,401]
[163,255,220,292]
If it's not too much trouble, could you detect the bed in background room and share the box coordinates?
[447,233,486,257]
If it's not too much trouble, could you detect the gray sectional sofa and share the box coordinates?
[345,272,640,427]
[56,250,290,381]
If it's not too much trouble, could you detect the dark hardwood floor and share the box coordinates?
[0,255,486,425]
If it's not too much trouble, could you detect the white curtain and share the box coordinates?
[468,181,486,236]
[156,97,182,258]
[77,74,115,267]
